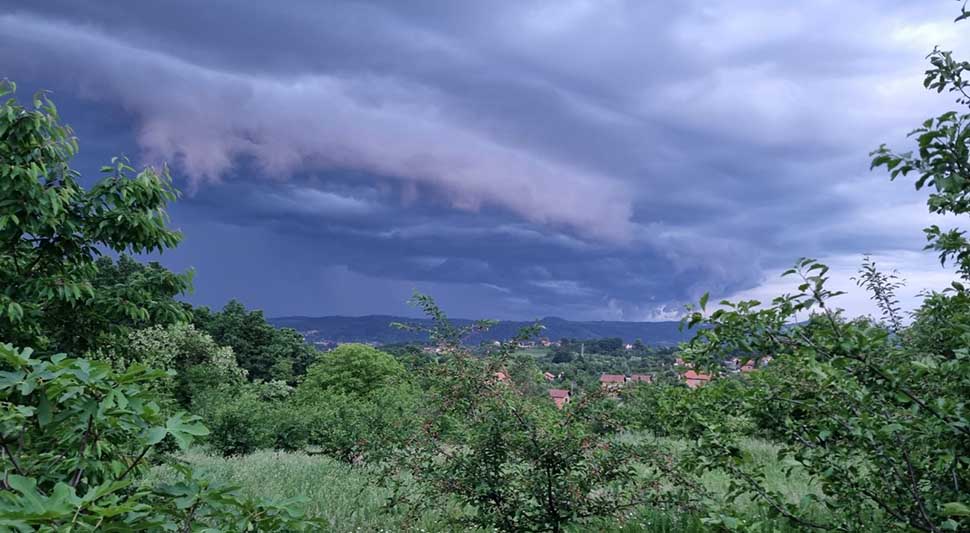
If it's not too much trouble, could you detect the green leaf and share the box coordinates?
[37,391,52,427]
[944,502,970,517]
[166,413,211,450]
[143,426,168,446]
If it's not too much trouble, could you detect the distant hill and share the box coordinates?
[268,314,690,347]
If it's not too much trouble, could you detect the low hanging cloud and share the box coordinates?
[2,1,969,321]
[0,13,633,241]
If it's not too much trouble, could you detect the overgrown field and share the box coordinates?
[146,437,827,533]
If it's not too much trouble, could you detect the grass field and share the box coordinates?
[512,347,550,359]
[146,436,841,532]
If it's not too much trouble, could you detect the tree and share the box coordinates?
[299,343,404,397]
[871,15,970,279]
[633,338,646,352]
[97,322,247,408]
[678,259,969,532]
[193,300,317,383]
[0,81,190,354]
[670,19,970,520]
[550,345,574,363]
[0,80,315,530]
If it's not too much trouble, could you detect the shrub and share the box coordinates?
[194,384,279,456]
[384,295,687,533]
[95,322,247,408]
[0,342,316,530]
[299,384,420,464]
[675,259,970,531]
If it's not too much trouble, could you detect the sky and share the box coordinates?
[2,1,968,321]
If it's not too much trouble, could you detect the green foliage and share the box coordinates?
[386,295,680,533]
[298,386,420,463]
[193,300,317,383]
[96,322,247,409]
[0,81,190,354]
[290,344,419,463]
[299,343,405,398]
[0,342,316,530]
[200,386,277,456]
[852,255,906,332]
[905,285,970,356]
[619,378,754,440]
[675,258,970,532]
[871,35,970,279]
[0,343,199,494]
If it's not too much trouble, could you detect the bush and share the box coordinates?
[0,343,317,530]
[674,259,970,531]
[95,322,247,409]
[299,385,420,464]
[385,295,685,533]
[194,384,280,456]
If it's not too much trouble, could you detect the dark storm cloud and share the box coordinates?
[1,0,967,319]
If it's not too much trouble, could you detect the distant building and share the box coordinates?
[543,372,556,382]
[629,373,653,384]
[682,370,712,389]
[599,373,627,392]
[548,388,571,409]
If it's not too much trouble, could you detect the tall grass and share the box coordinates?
[145,449,464,532]
[146,438,842,532]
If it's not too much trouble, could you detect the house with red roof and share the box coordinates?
[629,373,653,384]
[548,388,571,409]
[682,370,712,389]
[599,373,627,392]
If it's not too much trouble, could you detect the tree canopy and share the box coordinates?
[300,343,404,397]
[0,81,190,354]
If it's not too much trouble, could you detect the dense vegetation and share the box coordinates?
[2,6,969,532]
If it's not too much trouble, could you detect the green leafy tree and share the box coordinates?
[96,322,247,408]
[296,385,420,464]
[193,300,317,383]
[196,384,278,456]
[299,343,405,398]
[0,80,315,530]
[871,10,970,280]
[0,81,190,354]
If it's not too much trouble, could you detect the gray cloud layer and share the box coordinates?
[1,0,967,319]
